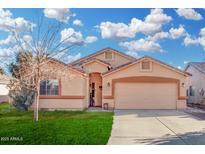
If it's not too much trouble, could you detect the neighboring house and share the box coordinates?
[39,47,190,110]
[185,62,205,105]
[0,74,10,103]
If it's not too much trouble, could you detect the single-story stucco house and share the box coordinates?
[39,47,190,110]
[185,62,205,106]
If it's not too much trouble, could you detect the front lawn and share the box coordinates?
[0,103,113,145]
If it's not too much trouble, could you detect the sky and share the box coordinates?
[0,8,205,70]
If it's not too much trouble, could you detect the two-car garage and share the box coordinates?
[114,82,177,109]
[102,57,188,110]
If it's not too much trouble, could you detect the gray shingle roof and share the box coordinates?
[187,62,205,75]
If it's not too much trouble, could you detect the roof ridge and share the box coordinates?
[50,58,86,75]
[88,58,111,65]
[102,56,190,76]
[70,47,136,65]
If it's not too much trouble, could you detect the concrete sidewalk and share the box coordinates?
[108,110,205,145]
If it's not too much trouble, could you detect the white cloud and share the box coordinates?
[176,9,203,20]
[98,8,172,40]
[0,33,32,46]
[61,28,97,45]
[22,35,32,44]
[73,19,83,26]
[99,21,135,40]
[119,38,163,52]
[0,45,19,58]
[0,35,15,45]
[200,27,205,37]
[183,27,205,50]
[0,34,33,49]
[0,9,35,32]
[61,28,84,44]
[0,8,12,18]
[147,25,187,42]
[130,18,161,35]
[118,24,187,53]
[0,45,23,68]
[199,37,205,50]
[14,17,35,32]
[130,9,172,35]
[184,35,199,46]
[169,25,187,39]
[147,31,169,41]
[177,66,182,70]
[145,8,172,25]
[126,51,139,58]
[85,36,98,44]
[0,35,34,65]
[44,8,74,23]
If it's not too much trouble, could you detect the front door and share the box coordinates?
[89,73,102,107]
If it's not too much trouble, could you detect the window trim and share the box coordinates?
[40,79,61,96]
[140,61,152,72]
[104,51,114,61]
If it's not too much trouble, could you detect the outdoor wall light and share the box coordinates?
[107,82,110,87]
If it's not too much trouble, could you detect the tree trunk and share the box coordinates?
[34,54,41,122]
[34,81,40,121]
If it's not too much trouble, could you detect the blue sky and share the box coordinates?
[0,8,205,70]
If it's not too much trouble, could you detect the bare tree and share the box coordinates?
[7,16,80,121]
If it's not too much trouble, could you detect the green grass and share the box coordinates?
[0,103,113,145]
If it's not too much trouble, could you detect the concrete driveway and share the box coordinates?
[108,110,205,145]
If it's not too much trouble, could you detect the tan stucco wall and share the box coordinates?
[177,100,187,109]
[61,69,86,96]
[103,99,115,109]
[102,60,187,109]
[93,52,132,68]
[39,65,87,110]
[84,77,90,108]
[186,65,205,104]
[83,62,108,73]
[39,99,85,110]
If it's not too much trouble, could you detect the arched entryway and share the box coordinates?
[89,72,102,107]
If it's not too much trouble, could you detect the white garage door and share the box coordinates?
[115,82,177,109]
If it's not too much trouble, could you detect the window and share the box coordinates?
[40,80,59,96]
[189,86,195,96]
[105,51,113,60]
[141,61,151,70]
[200,88,205,96]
